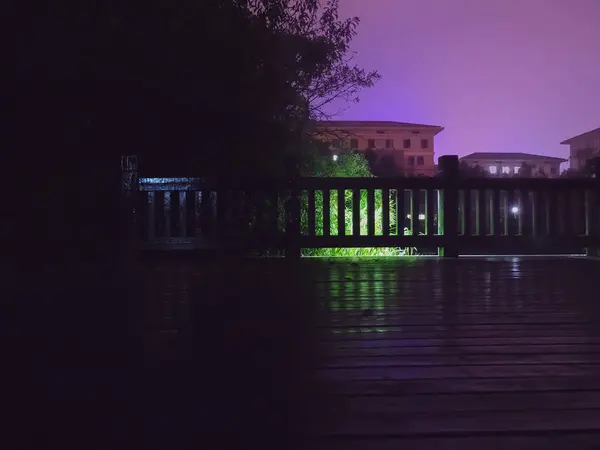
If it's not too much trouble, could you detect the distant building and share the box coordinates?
[315,120,444,176]
[460,152,567,178]
[560,127,600,171]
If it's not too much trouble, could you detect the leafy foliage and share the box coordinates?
[12,0,379,179]
[459,161,487,178]
[296,150,417,257]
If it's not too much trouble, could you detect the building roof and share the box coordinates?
[560,127,600,145]
[461,152,567,163]
[317,120,444,135]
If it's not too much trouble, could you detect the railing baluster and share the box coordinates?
[352,188,360,236]
[564,190,576,237]
[548,189,560,236]
[200,189,213,238]
[411,189,421,236]
[396,188,405,236]
[307,189,316,236]
[164,191,172,239]
[585,189,596,238]
[531,190,542,237]
[179,191,187,237]
[194,191,201,236]
[463,189,472,236]
[492,189,501,236]
[506,190,517,236]
[521,191,532,236]
[382,188,390,236]
[367,188,375,236]
[323,189,331,237]
[575,189,586,235]
[337,188,345,236]
[476,190,485,235]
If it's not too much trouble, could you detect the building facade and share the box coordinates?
[315,120,444,176]
[560,127,600,171]
[460,152,567,178]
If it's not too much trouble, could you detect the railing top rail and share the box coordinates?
[139,176,447,191]
[458,177,597,190]
[138,175,598,192]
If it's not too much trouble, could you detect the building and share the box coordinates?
[315,120,444,176]
[560,127,600,171]
[460,152,567,178]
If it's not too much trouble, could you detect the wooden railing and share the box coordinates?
[122,156,600,257]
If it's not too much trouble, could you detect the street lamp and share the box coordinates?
[511,206,519,215]
[332,154,338,162]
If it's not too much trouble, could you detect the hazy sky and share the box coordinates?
[331,0,600,160]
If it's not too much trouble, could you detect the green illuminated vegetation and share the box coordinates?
[299,149,420,257]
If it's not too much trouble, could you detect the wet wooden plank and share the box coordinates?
[330,390,600,414]
[314,408,600,436]
[315,363,600,381]
[321,376,600,396]
[327,343,600,357]
[139,256,600,448]
[319,353,600,368]
[312,434,600,450]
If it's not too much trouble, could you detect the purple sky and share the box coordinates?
[331,0,600,161]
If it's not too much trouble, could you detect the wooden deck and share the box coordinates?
[140,256,600,449]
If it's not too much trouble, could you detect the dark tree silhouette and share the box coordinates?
[459,161,487,178]
[519,162,534,177]
[9,1,378,448]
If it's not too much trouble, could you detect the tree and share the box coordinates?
[11,0,379,180]
[561,158,599,178]
[9,1,379,445]
[518,162,534,177]
[459,161,487,178]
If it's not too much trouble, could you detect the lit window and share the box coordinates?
[514,166,520,174]
[488,166,497,174]
[502,166,510,174]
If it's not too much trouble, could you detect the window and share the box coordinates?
[367,139,375,149]
[350,138,359,149]
[408,156,415,166]
[488,166,497,174]
[376,130,385,134]
[411,131,420,135]
[403,139,411,149]
[417,156,424,165]
[502,166,510,174]
[550,167,558,175]
[420,139,429,149]
[330,139,343,149]
[385,139,393,148]
[514,166,520,174]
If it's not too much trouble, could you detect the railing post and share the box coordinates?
[586,157,600,257]
[438,155,460,257]
[121,155,139,260]
[285,178,301,259]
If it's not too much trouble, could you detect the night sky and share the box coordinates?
[330,0,600,161]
